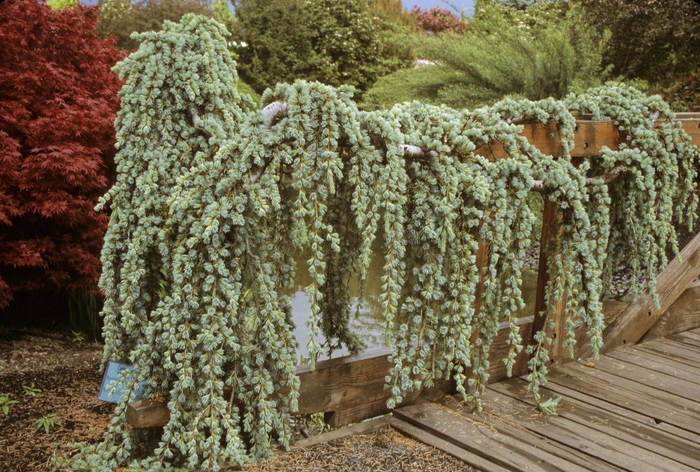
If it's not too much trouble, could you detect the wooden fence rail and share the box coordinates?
[127,113,700,429]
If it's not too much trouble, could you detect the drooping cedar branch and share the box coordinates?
[262,100,626,188]
[531,165,626,192]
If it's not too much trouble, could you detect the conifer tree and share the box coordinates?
[73,15,698,471]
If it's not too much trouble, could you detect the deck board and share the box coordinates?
[581,356,700,402]
[669,330,700,349]
[489,379,700,469]
[606,348,700,386]
[546,362,700,434]
[392,330,700,471]
[638,338,700,365]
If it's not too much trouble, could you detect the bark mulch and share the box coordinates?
[242,426,475,472]
[0,330,473,471]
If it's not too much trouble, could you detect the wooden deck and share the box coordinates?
[389,329,700,472]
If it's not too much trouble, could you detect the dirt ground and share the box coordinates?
[0,331,473,471]
[0,331,111,471]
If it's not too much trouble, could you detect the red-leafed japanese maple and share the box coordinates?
[0,0,125,309]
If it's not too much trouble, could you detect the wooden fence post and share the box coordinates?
[530,198,567,366]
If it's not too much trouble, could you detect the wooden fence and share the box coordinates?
[128,113,700,429]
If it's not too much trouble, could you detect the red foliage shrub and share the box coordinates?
[0,0,126,308]
[412,6,466,35]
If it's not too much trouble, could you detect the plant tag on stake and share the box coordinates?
[97,361,147,403]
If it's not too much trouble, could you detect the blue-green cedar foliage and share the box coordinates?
[73,15,698,470]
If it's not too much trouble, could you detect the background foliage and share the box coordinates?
[575,0,700,84]
[96,0,215,50]
[0,0,125,311]
[655,71,700,113]
[412,6,466,34]
[231,0,413,97]
[360,2,608,111]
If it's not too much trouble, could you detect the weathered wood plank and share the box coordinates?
[546,362,700,435]
[296,314,535,427]
[569,299,630,360]
[437,396,623,472]
[576,356,700,403]
[583,231,700,356]
[606,348,700,387]
[474,119,622,160]
[473,115,699,162]
[479,388,689,472]
[291,417,389,449]
[637,338,700,367]
[124,295,640,430]
[395,402,606,472]
[531,198,568,366]
[385,416,511,472]
[297,347,453,427]
[538,374,700,446]
[668,330,700,349]
[640,281,700,342]
[674,114,700,145]
[125,399,170,429]
[489,378,700,470]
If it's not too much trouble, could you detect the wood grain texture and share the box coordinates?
[637,338,700,366]
[395,402,606,472]
[479,388,687,472]
[606,347,700,386]
[437,395,623,472]
[539,372,700,446]
[531,198,567,366]
[291,417,389,449]
[297,315,534,427]
[385,416,511,472]
[640,281,700,342]
[474,119,622,160]
[583,230,700,357]
[126,399,170,429]
[296,347,454,427]
[547,362,700,435]
[669,330,700,349]
[674,114,700,145]
[576,356,700,402]
[489,378,700,470]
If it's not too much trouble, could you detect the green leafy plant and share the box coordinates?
[0,394,19,415]
[70,14,697,470]
[23,383,41,398]
[34,414,62,434]
[68,292,104,342]
[69,330,85,346]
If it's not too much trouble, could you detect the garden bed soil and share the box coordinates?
[0,331,473,471]
[0,331,110,471]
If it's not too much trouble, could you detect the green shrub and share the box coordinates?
[655,71,700,112]
[575,0,700,84]
[362,2,609,110]
[232,0,413,96]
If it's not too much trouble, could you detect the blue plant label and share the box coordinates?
[97,361,147,403]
